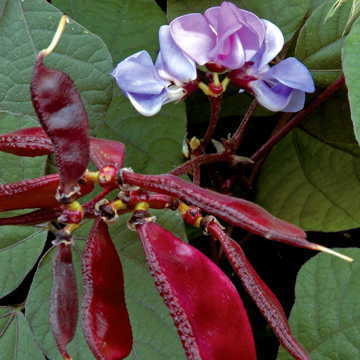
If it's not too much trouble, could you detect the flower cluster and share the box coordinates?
[112,1,314,116]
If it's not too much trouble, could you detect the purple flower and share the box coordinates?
[170,1,266,70]
[170,1,314,112]
[228,20,315,112]
[111,25,196,116]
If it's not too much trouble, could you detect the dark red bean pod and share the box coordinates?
[82,219,132,360]
[0,207,61,226]
[0,174,94,212]
[31,51,90,199]
[0,127,53,157]
[89,138,126,188]
[0,174,59,211]
[89,137,125,170]
[120,171,311,247]
[206,220,310,360]
[120,189,176,210]
[135,219,256,360]
[50,242,78,360]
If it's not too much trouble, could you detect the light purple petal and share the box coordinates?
[256,19,284,70]
[127,90,168,117]
[233,7,266,48]
[250,80,292,111]
[157,25,196,83]
[209,32,246,69]
[264,57,315,93]
[282,90,305,112]
[205,3,264,68]
[170,13,216,65]
[205,4,245,69]
[112,50,165,94]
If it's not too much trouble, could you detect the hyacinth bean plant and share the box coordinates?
[0,0,360,359]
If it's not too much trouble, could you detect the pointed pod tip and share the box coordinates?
[41,15,69,57]
[314,245,354,263]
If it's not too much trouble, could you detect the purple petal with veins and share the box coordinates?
[170,2,265,69]
[205,3,265,65]
[264,57,315,92]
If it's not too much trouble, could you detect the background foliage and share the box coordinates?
[0,0,359,359]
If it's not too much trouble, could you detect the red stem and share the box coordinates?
[251,75,345,162]
[202,95,222,150]
[83,187,113,216]
[228,99,257,152]
[170,152,235,176]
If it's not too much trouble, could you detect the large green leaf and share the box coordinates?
[301,90,359,154]
[26,211,186,360]
[0,113,46,183]
[53,0,166,62]
[167,0,309,41]
[0,306,14,335]
[309,0,324,12]
[295,1,353,86]
[0,0,113,128]
[0,0,8,19]
[0,228,46,299]
[94,88,187,174]
[277,248,360,359]
[343,16,360,145]
[0,308,44,359]
[255,129,360,232]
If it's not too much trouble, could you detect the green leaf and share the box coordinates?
[167,0,310,41]
[95,89,186,174]
[277,248,360,359]
[309,0,324,12]
[0,228,46,299]
[295,1,354,86]
[0,0,8,18]
[300,90,359,154]
[0,112,46,183]
[0,307,14,335]
[0,308,44,359]
[343,16,360,145]
[26,211,186,359]
[0,0,113,128]
[52,0,167,62]
[255,129,360,232]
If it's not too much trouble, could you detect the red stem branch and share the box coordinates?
[170,152,238,176]
[250,75,345,163]
[202,95,222,150]
[228,99,257,152]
